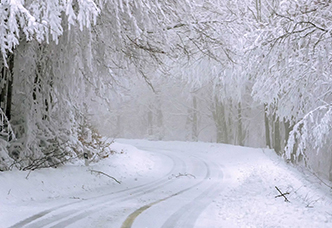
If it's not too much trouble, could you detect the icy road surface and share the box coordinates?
[1,139,332,227]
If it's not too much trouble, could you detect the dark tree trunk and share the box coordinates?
[264,104,271,148]
[147,107,153,137]
[256,0,262,21]
[0,52,14,121]
[6,53,14,121]
[284,119,297,163]
[116,114,122,137]
[156,93,164,140]
[284,119,293,147]
[329,161,332,181]
[0,67,5,111]
[237,102,244,146]
[192,95,198,141]
[213,98,228,144]
[273,113,281,154]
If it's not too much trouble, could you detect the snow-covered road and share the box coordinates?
[2,139,332,227]
[120,147,224,228]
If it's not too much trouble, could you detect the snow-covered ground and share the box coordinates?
[1,139,332,227]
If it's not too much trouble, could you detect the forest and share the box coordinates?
[0,0,332,181]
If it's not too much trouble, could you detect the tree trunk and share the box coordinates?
[192,95,198,141]
[116,114,122,137]
[273,112,281,154]
[284,119,294,146]
[256,0,262,22]
[213,98,228,143]
[237,102,244,146]
[147,107,153,137]
[0,52,14,121]
[329,160,332,181]
[264,104,271,148]
[6,53,14,121]
[0,67,6,111]
[156,93,164,140]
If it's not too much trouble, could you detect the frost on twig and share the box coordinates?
[89,169,121,184]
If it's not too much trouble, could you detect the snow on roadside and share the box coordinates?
[196,145,332,228]
[118,139,332,228]
[1,139,332,228]
[0,142,158,227]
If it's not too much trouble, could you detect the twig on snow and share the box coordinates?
[25,170,32,179]
[89,169,121,184]
[275,186,290,202]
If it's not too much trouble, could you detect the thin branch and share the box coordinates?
[126,35,166,54]
[89,169,121,184]
[311,172,332,189]
[275,186,290,202]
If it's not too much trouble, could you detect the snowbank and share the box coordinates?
[1,139,332,228]
[0,142,158,227]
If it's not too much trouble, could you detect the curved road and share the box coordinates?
[10,140,224,228]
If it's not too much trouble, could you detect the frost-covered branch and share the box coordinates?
[285,105,332,163]
[0,0,100,64]
[0,107,15,141]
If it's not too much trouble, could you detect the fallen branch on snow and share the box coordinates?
[275,186,290,202]
[89,169,121,184]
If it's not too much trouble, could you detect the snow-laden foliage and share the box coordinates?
[0,0,99,65]
[0,107,15,141]
[0,0,101,170]
[0,107,14,171]
[244,0,332,163]
[285,105,332,163]
[1,0,237,170]
[96,0,332,179]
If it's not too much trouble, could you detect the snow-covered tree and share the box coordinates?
[0,0,102,170]
[237,0,332,178]
[1,0,239,170]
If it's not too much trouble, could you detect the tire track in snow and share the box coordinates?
[161,162,223,228]
[9,151,183,228]
[48,152,206,228]
[160,183,220,228]
[121,158,212,228]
